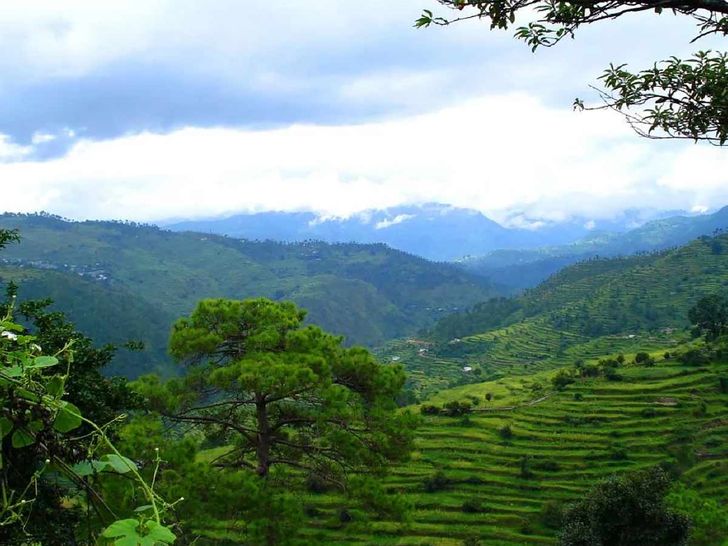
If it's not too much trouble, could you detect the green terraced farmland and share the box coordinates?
[298,356,728,545]
[378,322,685,400]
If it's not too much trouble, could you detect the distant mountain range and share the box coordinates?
[164,203,687,262]
[460,205,728,291]
[0,214,496,377]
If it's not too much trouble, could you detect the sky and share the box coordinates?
[0,0,726,226]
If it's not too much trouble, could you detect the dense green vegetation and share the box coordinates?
[0,213,495,377]
[463,233,727,339]
[376,233,727,399]
[0,231,175,545]
[3,217,728,545]
[461,206,728,291]
[295,343,728,545]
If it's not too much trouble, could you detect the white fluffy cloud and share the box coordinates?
[2,94,726,225]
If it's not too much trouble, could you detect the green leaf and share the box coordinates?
[45,376,65,398]
[144,521,176,543]
[16,387,39,402]
[0,417,12,439]
[72,459,110,477]
[29,355,58,369]
[11,428,34,448]
[102,519,141,544]
[0,366,23,378]
[100,453,138,474]
[28,419,44,433]
[0,322,24,333]
[102,519,175,546]
[53,401,82,433]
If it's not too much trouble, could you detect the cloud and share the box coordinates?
[1,94,726,225]
[375,214,416,230]
[0,1,716,145]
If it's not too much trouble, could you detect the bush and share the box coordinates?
[499,424,513,440]
[600,357,621,368]
[609,447,629,461]
[679,348,711,366]
[442,400,472,417]
[459,415,472,427]
[719,376,728,394]
[541,500,564,529]
[603,367,623,381]
[667,484,728,546]
[419,404,440,415]
[423,471,452,493]
[560,467,689,546]
[635,352,651,364]
[692,400,708,417]
[461,498,483,513]
[303,504,321,518]
[640,408,657,418]
[519,456,534,479]
[533,459,560,472]
[579,363,600,378]
[573,392,583,401]
[552,370,575,390]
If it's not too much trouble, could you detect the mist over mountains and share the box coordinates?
[165,203,688,261]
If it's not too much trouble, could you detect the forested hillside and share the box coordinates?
[0,213,496,377]
[374,234,728,399]
[434,233,728,342]
[462,206,728,291]
[3,223,728,546]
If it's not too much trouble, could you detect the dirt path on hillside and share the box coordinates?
[473,393,552,413]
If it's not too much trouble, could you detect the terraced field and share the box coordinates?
[431,233,728,345]
[379,321,685,400]
[297,353,728,545]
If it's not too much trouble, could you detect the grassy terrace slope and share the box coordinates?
[378,326,684,399]
[0,214,495,376]
[435,233,728,343]
[396,234,728,397]
[298,353,728,545]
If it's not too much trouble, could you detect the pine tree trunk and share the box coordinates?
[255,394,271,477]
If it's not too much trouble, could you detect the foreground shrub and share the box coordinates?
[559,467,689,546]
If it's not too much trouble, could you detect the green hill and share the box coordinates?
[200,344,728,545]
[436,234,728,343]
[463,206,728,292]
[0,213,496,377]
[371,233,727,398]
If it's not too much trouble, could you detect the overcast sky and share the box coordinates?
[0,0,726,226]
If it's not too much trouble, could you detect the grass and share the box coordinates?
[379,321,685,400]
[293,353,728,545]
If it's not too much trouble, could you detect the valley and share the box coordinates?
[1,216,727,545]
